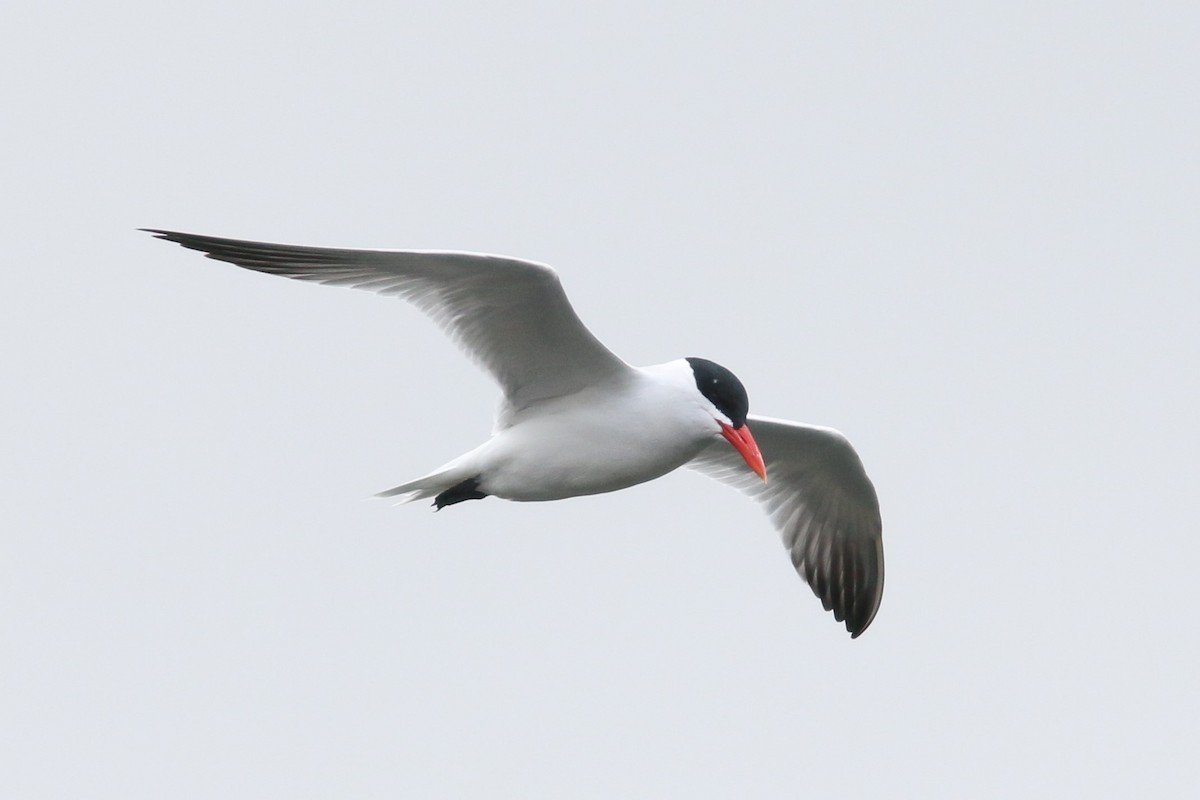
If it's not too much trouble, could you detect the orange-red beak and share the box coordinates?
[719,421,767,482]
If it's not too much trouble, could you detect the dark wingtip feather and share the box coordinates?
[140,228,222,256]
[801,545,883,639]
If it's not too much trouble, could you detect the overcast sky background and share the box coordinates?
[4,2,1198,797]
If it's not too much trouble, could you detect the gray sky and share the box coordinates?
[4,2,1198,797]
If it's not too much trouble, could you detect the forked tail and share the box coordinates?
[375,468,489,510]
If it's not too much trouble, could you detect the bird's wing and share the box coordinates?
[144,230,633,411]
[687,414,884,637]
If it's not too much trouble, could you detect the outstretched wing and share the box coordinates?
[688,414,884,637]
[144,230,632,412]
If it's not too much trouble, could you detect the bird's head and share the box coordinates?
[685,357,767,482]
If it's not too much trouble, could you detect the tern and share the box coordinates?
[145,229,885,637]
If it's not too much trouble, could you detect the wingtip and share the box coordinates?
[140,228,179,241]
[846,604,880,639]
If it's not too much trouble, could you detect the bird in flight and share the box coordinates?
[145,229,885,637]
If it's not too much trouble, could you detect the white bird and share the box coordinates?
[145,229,885,637]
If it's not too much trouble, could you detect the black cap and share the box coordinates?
[685,357,750,428]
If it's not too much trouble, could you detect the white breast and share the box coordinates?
[477,364,719,501]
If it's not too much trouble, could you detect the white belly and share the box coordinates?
[476,384,717,502]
